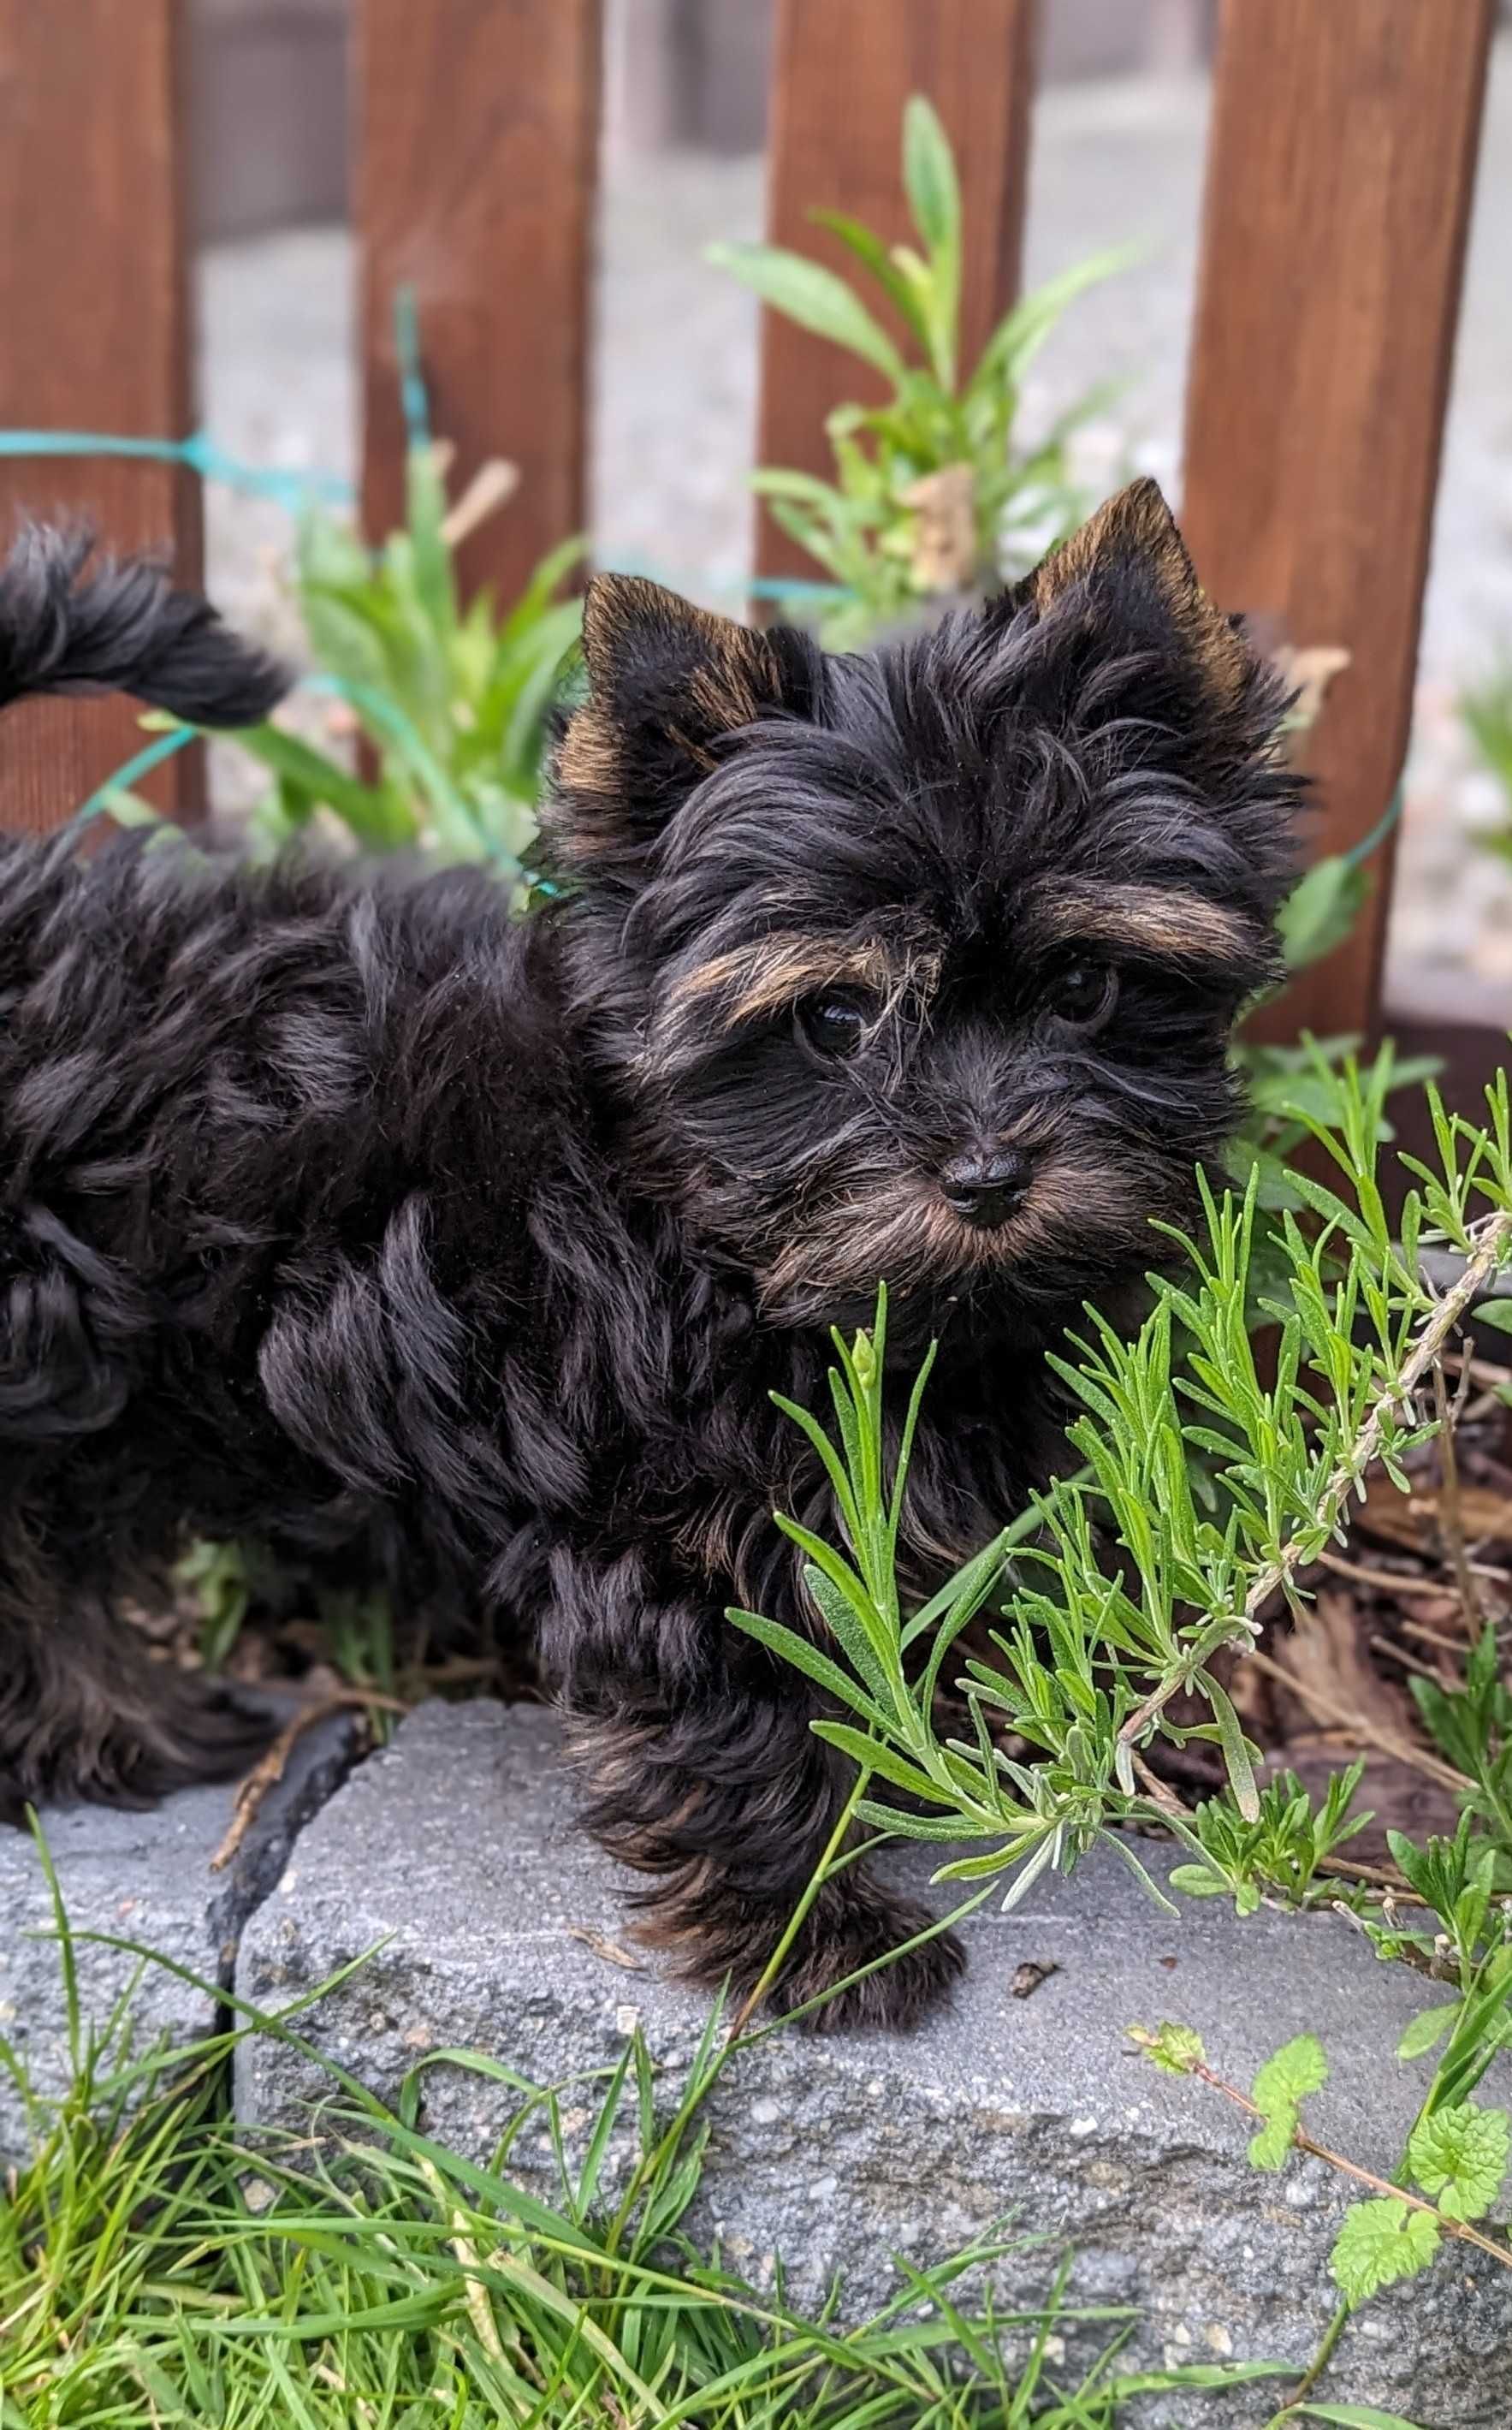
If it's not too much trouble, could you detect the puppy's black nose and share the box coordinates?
[938,1147,1031,1228]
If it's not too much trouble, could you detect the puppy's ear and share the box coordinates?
[1023,477,1249,711]
[549,575,810,866]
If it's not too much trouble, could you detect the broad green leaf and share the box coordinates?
[1168,1862,1230,1898]
[707,241,908,384]
[1253,2034,1330,2108]
[1406,2100,1511,2222]
[1248,2033,1328,2172]
[1473,1297,1512,1334]
[1329,2196,1439,2302]
[1248,2107,1296,2173]
[1130,2021,1206,2076]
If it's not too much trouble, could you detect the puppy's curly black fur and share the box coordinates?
[0,490,1298,2027]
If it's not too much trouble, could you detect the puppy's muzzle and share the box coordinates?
[937,1147,1031,1230]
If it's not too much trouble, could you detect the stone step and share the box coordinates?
[1,1698,359,2163]
[234,1697,1512,2426]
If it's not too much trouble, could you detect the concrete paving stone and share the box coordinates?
[0,1698,360,2163]
[234,1698,1512,2427]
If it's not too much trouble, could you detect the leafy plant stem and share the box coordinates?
[1266,2298,1349,2423]
[724,1762,875,2045]
[1119,1203,1512,1760]
[1431,1355,1485,1632]
[1127,2031,1512,2271]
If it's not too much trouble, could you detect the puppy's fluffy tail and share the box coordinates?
[0,522,290,728]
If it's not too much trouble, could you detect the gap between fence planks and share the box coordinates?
[1182,0,1494,1048]
[755,0,1040,592]
[0,0,200,835]
[356,0,602,611]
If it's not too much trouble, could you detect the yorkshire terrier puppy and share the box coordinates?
[0,484,1296,2026]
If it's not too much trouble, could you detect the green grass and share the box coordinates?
[0,1876,1293,2429]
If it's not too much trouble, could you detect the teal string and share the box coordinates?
[71,679,560,896]
[393,288,431,455]
[70,725,200,829]
[0,427,353,513]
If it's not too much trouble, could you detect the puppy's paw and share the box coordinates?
[776,1886,964,2033]
[3,1678,276,1818]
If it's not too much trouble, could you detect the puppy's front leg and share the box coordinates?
[550,1559,962,2030]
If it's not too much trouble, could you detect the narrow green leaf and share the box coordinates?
[707,241,908,384]
[723,1607,882,1723]
[811,1721,945,1804]
[809,206,933,348]
[1294,2409,1439,2430]
[224,722,419,848]
[1203,1675,1262,1821]
[1397,2002,1460,2062]
[902,95,960,258]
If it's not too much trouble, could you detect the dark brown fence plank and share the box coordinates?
[0,0,199,835]
[756,0,1040,586]
[1182,0,1493,1043]
[357,0,602,606]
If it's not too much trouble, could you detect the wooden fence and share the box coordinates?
[0,0,1497,1058]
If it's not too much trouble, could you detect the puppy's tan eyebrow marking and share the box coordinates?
[669,935,936,1027]
[1029,883,1251,962]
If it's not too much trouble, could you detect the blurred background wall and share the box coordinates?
[189,0,1225,241]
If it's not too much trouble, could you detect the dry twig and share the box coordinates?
[209,1689,403,1871]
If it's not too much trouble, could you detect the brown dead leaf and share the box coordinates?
[566,1925,645,1974]
[1355,1475,1512,1555]
[1267,1589,1420,1746]
[1271,644,1351,763]
[904,464,978,595]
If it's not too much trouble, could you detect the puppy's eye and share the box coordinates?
[798,994,868,1060]
[1047,960,1117,1029]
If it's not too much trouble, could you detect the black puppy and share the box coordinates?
[0,485,1296,2026]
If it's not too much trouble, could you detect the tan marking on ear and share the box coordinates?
[557,701,622,800]
[1034,882,1251,964]
[669,935,938,1029]
[687,630,780,737]
[564,577,781,811]
[582,573,779,732]
[1029,476,1248,705]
